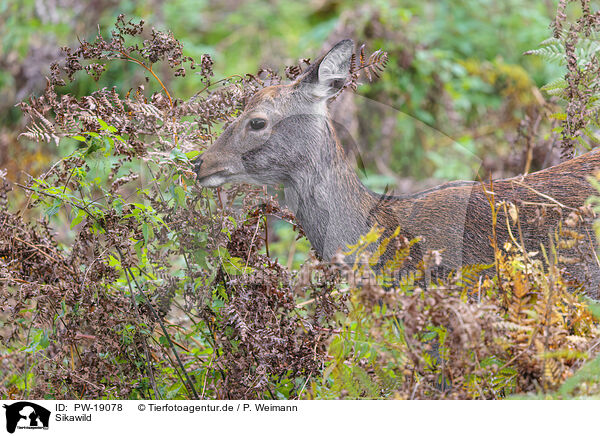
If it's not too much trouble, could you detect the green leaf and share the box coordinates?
[173,185,186,208]
[84,138,101,156]
[113,198,124,215]
[23,329,50,353]
[185,150,200,160]
[45,198,62,217]
[103,136,115,155]
[329,336,345,359]
[142,222,154,245]
[70,208,86,229]
[134,239,143,260]
[97,118,117,133]
[170,148,188,162]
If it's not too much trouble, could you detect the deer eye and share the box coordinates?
[249,118,267,131]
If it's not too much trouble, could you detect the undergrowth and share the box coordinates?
[308,222,600,399]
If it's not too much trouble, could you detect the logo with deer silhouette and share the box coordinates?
[3,402,50,434]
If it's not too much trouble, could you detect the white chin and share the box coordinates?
[200,175,227,188]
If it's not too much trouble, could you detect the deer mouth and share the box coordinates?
[195,169,233,188]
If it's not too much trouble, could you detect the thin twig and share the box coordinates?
[512,180,577,211]
[119,51,173,107]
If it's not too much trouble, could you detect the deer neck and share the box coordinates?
[282,122,382,261]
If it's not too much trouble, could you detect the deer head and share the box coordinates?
[194,39,354,189]
[194,40,378,260]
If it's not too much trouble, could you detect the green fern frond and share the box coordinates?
[457,263,494,287]
[541,77,567,96]
[395,267,424,291]
[369,226,402,268]
[352,366,381,398]
[575,135,594,150]
[583,127,600,145]
[338,365,361,398]
[524,43,564,64]
[373,365,401,393]
[539,36,563,47]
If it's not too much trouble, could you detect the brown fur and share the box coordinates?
[361,150,600,294]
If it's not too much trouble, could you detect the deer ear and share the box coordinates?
[297,39,354,99]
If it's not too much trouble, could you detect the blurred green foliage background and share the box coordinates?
[0,0,564,171]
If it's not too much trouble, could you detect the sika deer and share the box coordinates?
[194,40,600,295]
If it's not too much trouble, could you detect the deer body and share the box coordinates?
[195,40,600,294]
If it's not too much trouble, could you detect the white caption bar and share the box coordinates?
[0,400,596,435]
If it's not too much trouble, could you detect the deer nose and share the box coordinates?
[193,157,203,176]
